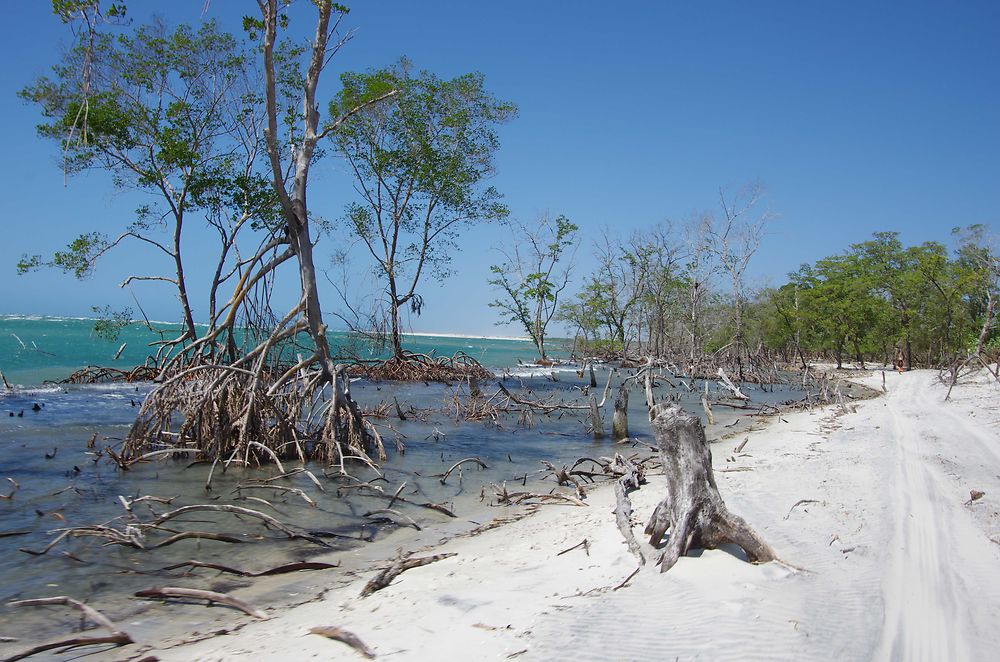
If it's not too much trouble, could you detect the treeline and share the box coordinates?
[492,189,999,373]
[761,227,998,369]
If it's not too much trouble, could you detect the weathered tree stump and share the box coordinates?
[644,404,775,572]
[612,383,629,440]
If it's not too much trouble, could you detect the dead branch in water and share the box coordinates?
[364,508,421,531]
[149,504,329,546]
[0,478,19,500]
[309,626,376,659]
[490,482,587,507]
[6,596,133,661]
[232,484,316,508]
[438,457,488,484]
[360,550,457,597]
[159,560,338,577]
[134,586,269,620]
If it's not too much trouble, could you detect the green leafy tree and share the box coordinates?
[330,59,516,360]
[20,19,280,356]
[489,214,579,361]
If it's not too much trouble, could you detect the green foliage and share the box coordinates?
[489,215,578,357]
[19,232,110,279]
[91,305,132,342]
[756,227,998,366]
[329,58,516,355]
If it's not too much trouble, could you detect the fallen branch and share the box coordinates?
[233,484,317,508]
[557,539,589,556]
[717,367,750,401]
[784,499,822,520]
[149,504,328,546]
[364,508,421,531]
[6,596,133,661]
[438,457,487,484]
[160,560,338,577]
[360,551,457,597]
[146,531,246,549]
[134,586,269,620]
[612,453,646,564]
[309,626,376,659]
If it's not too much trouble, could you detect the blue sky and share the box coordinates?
[1,1,997,336]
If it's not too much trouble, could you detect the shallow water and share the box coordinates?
[0,317,805,650]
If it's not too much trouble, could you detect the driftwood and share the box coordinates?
[360,551,457,597]
[644,404,775,572]
[612,453,645,564]
[310,626,376,659]
[134,587,269,620]
[5,596,133,661]
[717,367,750,400]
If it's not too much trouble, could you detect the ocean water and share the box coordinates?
[0,315,802,651]
[0,315,553,386]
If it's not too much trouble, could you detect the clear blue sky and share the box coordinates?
[1,1,997,336]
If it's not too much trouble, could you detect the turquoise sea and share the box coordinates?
[0,315,553,386]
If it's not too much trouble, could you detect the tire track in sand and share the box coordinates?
[872,376,970,662]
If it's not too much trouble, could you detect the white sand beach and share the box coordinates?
[101,368,999,661]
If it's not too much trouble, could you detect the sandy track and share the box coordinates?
[872,371,999,662]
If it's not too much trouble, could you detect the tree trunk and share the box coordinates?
[644,405,776,573]
[975,289,995,356]
[612,383,629,440]
[390,298,404,360]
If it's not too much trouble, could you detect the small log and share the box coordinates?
[588,362,598,388]
[612,384,629,440]
[360,552,457,597]
[134,587,269,620]
[644,405,775,573]
[310,626,376,659]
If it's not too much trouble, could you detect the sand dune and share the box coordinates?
[112,368,998,661]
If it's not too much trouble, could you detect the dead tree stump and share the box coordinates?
[612,383,629,440]
[644,404,776,572]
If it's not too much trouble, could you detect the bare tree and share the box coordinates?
[489,214,579,362]
[706,183,770,380]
